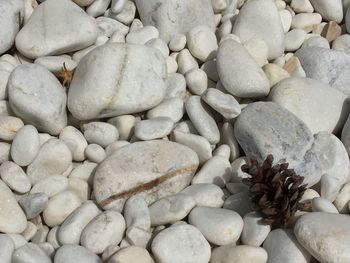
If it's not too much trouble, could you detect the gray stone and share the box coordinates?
[0,161,31,194]
[294,212,350,262]
[15,0,98,59]
[223,191,252,217]
[134,0,215,43]
[19,193,48,219]
[217,39,270,98]
[54,244,102,263]
[0,234,15,263]
[12,243,51,263]
[232,0,285,60]
[312,197,339,213]
[68,43,167,120]
[84,144,106,163]
[333,34,350,55]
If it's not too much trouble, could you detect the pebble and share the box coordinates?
[181,183,225,207]
[295,46,350,97]
[21,222,37,241]
[34,55,77,73]
[279,10,292,33]
[185,69,208,95]
[108,115,137,140]
[216,39,270,98]
[334,182,350,213]
[202,88,241,120]
[0,161,31,194]
[191,156,232,187]
[68,43,166,120]
[43,190,82,227]
[169,34,186,52]
[220,122,241,162]
[83,122,119,148]
[8,234,27,249]
[0,234,15,263]
[147,98,184,123]
[54,244,102,263]
[177,49,199,74]
[232,0,284,60]
[134,117,174,141]
[149,194,196,226]
[47,227,60,249]
[135,0,215,43]
[290,0,314,13]
[187,26,217,61]
[80,210,126,254]
[309,0,343,23]
[263,229,311,263]
[8,64,67,135]
[321,21,342,42]
[302,36,330,49]
[262,63,290,87]
[285,29,306,52]
[312,197,339,213]
[126,26,159,45]
[291,13,322,30]
[12,243,51,263]
[84,144,106,163]
[223,191,252,217]
[67,177,90,201]
[269,77,350,134]
[241,212,271,247]
[189,207,243,245]
[11,125,40,166]
[145,38,169,58]
[27,138,72,184]
[15,0,98,59]
[31,225,49,244]
[210,245,268,263]
[0,180,27,234]
[111,0,127,13]
[333,34,350,55]
[185,95,220,144]
[0,116,23,141]
[105,140,129,156]
[151,224,211,263]
[108,246,154,263]
[30,175,68,197]
[294,212,350,262]
[59,126,88,162]
[18,193,48,219]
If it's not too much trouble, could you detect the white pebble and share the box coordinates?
[185,69,208,95]
[187,25,218,61]
[83,122,119,148]
[84,144,106,163]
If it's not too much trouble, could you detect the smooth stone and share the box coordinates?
[290,0,314,13]
[295,46,350,97]
[108,246,154,263]
[302,36,330,49]
[0,116,23,141]
[232,0,284,60]
[105,141,130,156]
[69,162,97,185]
[8,64,67,135]
[0,234,15,263]
[0,0,23,55]
[84,144,106,163]
[37,243,54,258]
[294,212,350,262]
[15,0,98,59]
[8,234,27,249]
[111,0,127,14]
[262,63,290,87]
[191,156,232,187]
[202,88,241,120]
[309,0,343,23]
[210,245,268,263]
[34,55,77,73]
[68,43,166,120]
[149,194,195,226]
[312,197,339,213]
[81,210,126,254]
[86,0,111,17]
[147,98,184,123]
[0,180,27,234]
[11,125,40,166]
[68,178,90,201]
[74,0,96,7]
[108,115,136,140]
[83,122,118,148]
[185,69,208,95]
[12,243,51,263]
[134,117,174,140]
[263,229,311,263]
[187,26,217,61]
[220,122,240,162]
[279,9,292,33]
[333,34,350,55]
[18,193,48,219]
[181,183,224,207]
[285,29,306,52]
[126,26,159,45]
[185,95,220,144]
[31,225,49,244]
[54,244,102,263]
[94,140,199,211]
[189,207,243,246]
[334,182,350,213]
[169,34,186,52]
[0,100,13,116]
[135,0,215,43]
[291,13,322,30]
[213,144,230,160]
[223,191,252,217]
[47,227,60,249]
[43,190,82,227]
[269,77,350,134]
[151,224,211,263]
[27,138,72,184]
[217,39,270,98]
[58,201,100,245]
[145,38,169,58]
[241,212,271,247]
[95,17,128,37]
[226,182,248,195]
[172,131,212,165]
[0,161,31,194]
[164,73,186,100]
[59,126,88,162]
[30,175,68,197]
[177,49,199,74]
[21,222,37,241]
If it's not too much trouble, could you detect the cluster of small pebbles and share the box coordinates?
[1,0,350,262]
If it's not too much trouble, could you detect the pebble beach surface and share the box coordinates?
[1,0,350,262]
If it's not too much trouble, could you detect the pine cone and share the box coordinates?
[241,154,307,229]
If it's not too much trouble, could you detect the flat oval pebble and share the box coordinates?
[151,224,211,263]
[68,43,166,120]
[0,234,15,263]
[59,126,88,162]
[134,117,174,141]
[147,98,185,123]
[12,243,51,263]
[217,39,270,98]
[149,193,195,226]
[0,180,27,234]
[210,245,268,263]
[54,244,102,263]
[83,122,119,148]
[0,161,31,194]
[80,210,126,254]
[15,0,98,59]
[11,125,40,166]
[189,207,243,246]
[294,212,350,262]
[94,140,199,211]
[8,64,67,135]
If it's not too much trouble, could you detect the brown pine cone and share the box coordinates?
[241,154,307,229]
